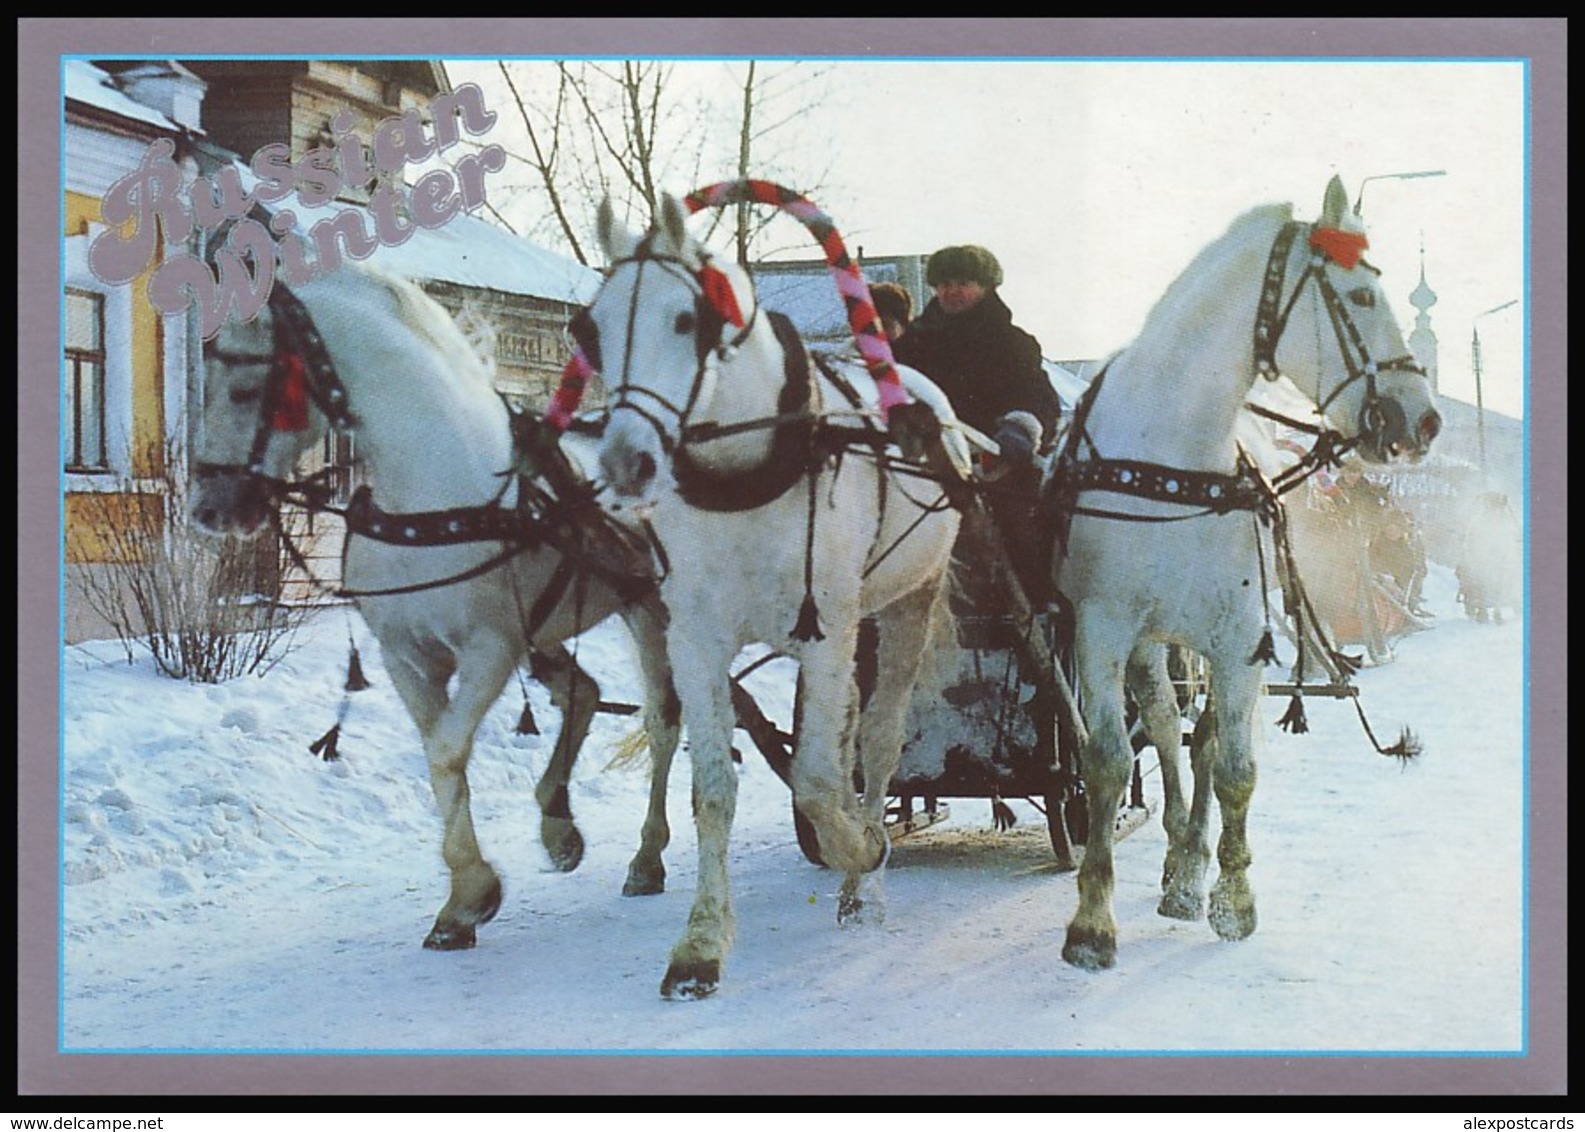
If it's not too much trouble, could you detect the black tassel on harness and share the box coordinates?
[309,721,342,761]
[1248,628,1278,666]
[1348,693,1424,765]
[991,795,1018,832]
[790,469,826,642]
[1331,650,1364,678]
[1277,693,1309,735]
[1381,728,1423,763]
[344,645,372,692]
[516,699,541,736]
[790,593,826,643]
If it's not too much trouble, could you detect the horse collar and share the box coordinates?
[671,310,821,512]
[1052,363,1277,525]
[1054,451,1276,524]
[343,483,536,547]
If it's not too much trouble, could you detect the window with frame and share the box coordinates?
[65,287,109,474]
[322,430,358,508]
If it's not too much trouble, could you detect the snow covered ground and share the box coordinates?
[22,14,1569,1102]
[52,557,1536,1073]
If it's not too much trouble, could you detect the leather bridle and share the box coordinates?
[193,284,353,500]
[1253,220,1426,456]
[583,246,760,461]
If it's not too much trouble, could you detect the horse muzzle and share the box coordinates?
[190,468,275,537]
[1357,398,1442,463]
[600,444,660,502]
[598,411,671,504]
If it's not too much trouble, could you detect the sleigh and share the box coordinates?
[727,454,1373,872]
[727,475,1183,871]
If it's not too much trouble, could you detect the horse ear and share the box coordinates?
[1321,175,1350,227]
[596,197,619,257]
[660,193,691,255]
[598,197,643,261]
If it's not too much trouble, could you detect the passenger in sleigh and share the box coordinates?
[893,244,1062,464]
[1369,504,1432,619]
[869,280,914,345]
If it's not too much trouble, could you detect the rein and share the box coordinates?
[1046,218,1422,755]
[202,289,657,604]
[193,284,353,486]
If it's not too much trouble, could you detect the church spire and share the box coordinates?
[1407,233,1439,393]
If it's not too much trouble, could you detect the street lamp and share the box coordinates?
[1471,299,1519,476]
[1353,169,1447,214]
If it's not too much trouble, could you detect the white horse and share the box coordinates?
[189,260,682,950]
[578,193,963,999]
[1052,176,1442,971]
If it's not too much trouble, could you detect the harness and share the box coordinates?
[1052,219,1424,526]
[1044,218,1424,755]
[587,245,961,641]
[197,282,657,613]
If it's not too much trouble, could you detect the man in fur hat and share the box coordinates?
[896,245,1062,604]
[893,244,1062,469]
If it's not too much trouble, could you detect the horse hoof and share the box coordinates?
[1158,890,1205,922]
[661,960,720,1000]
[543,821,585,873]
[1062,926,1116,972]
[1208,894,1257,941]
[423,923,477,951]
[622,864,665,897]
[422,873,503,950]
[551,824,589,868]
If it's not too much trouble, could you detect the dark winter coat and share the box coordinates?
[893,290,1062,446]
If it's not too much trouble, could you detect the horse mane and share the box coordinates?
[1128,202,1293,357]
[345,262,500,394]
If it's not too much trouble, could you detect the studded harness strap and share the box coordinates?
[197,282,656,609]
[1044,218,1424,755]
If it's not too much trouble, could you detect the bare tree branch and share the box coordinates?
[470,59,840,268]
[498,61,587,262]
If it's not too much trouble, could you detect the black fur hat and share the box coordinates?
[926,245,1003,289]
